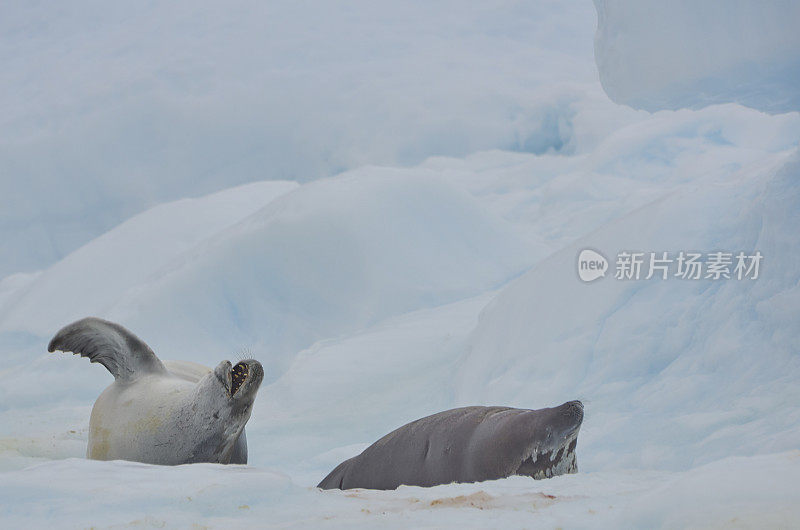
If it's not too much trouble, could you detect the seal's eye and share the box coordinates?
[230,362,249,396]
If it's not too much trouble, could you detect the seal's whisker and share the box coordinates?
[233,346,256,363]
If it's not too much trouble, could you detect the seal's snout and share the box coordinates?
[558,400,584,432]
[567,400,583,416]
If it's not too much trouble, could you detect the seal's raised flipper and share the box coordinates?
[48,317,166,381]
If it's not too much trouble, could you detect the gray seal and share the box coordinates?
[48,317,264,465]
[318,401,583,490]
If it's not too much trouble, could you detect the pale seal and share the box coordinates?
[318,401,583,490]
[48,317,264,465]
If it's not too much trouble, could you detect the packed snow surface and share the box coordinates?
[2,1,800,528]
[2,453,799,528]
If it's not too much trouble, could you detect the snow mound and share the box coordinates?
[594,0,800,113]
[253,294,492,484]
[457,146,800,471]
[243,103,800,483]
[105,167,540,378]
[0,180,298,338]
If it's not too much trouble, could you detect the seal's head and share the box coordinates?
[210,358,264,404]
[189,358,264,463]
[515,400,583,479]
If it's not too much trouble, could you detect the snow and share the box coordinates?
[2,1,800,528]
[594,0,800,113]
[457,146,800,471]
[0,180,298,338]
[0,0,598,278]
[2,453,799,528]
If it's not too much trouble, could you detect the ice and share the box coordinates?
[3,1,800,527]
[0,0,598,278]
[594,0,800,112]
